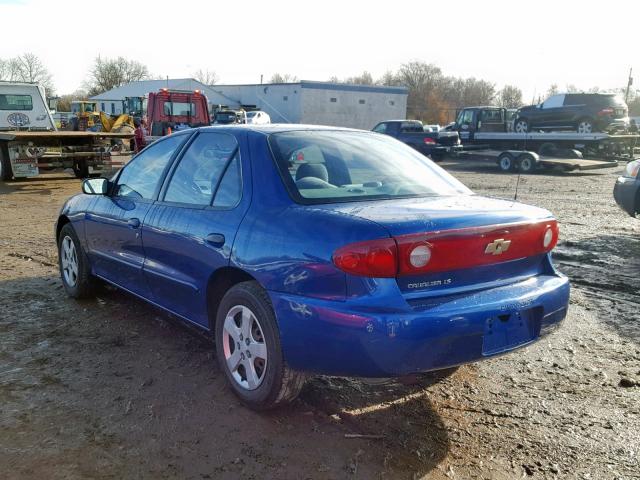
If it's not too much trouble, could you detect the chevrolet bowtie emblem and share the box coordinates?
[485,238,512,255]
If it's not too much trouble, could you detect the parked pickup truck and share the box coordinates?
[372,120,460,160]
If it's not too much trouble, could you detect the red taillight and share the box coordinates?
[332,220,559,278]
[332,238,397,278]
[597,108,614,116]
[423,137,436,144]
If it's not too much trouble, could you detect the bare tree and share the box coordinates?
[377,70,400,86]
[496,85,523,108]
[546,84,559,97]
[85,56,149,96]
[342,71,374,85]
[270,73,298,83]
[0,53,55,94]
[193,69,219,85]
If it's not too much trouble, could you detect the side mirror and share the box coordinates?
[82,178,108,195]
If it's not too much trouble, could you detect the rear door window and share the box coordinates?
[163,132,240,206]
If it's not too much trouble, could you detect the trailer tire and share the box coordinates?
[514,118,530,133]
[497,153,515,172]
[0,143,12,181]
[517,153,537,173]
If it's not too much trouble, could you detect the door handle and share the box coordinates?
[205,233,225,248]
[127,218,141,229]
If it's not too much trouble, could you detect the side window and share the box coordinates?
[542,95,564,109]
[114,134,185,199]
[213,154,242,207]
[164,132,239,206]
[372,123,387,134]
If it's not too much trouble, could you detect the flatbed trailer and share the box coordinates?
[0,130,133,180]
[454,148,619,173]
[460,131,637,161]
[450,106,638,161]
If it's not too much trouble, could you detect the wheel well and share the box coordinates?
[56,215,70,242]
[206,267,256,330]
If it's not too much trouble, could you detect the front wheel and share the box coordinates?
[497,153,515,172]
[58,223,95,298]
[514,118,529,133]
[215,281,306,410]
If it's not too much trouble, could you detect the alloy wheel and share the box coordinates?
[577,121,593,134]
[60,236,79,287]
[515,120,528,133]
[222,305,268,390]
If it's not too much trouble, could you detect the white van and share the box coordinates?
[0,82,56,131]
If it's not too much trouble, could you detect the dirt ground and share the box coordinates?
[1,160,638,480]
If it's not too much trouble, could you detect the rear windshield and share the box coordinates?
[400,121,424,132]
[163,102,196,116]
[268,130,471,204]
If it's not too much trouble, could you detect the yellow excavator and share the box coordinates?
[68,101,134,133]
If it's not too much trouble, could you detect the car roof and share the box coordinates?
[195,124,365,135]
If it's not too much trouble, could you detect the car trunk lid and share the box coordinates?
[324,195,557,296]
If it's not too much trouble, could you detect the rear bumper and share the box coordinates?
[270,274,569,377]
[613,176,639,216]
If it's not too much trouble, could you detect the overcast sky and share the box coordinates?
[0,0,637,101]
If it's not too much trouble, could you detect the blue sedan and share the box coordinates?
[56,125,569,410]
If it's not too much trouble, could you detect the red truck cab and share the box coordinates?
[147,89,210,136]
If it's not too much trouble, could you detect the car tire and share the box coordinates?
[58,223,95,299]
[497,153,515,172]
[514,118,530,133]
[577,118,594,134]
[517,153,537,173]
[215,281,306,410]
[0,143,12,181]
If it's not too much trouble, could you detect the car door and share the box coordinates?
[537,94,565,129]
[84,133,189,296]
[140,130,251,327]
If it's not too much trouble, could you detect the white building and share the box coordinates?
[91,78,408,130]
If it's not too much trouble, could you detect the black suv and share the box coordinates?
[514,93,628,134]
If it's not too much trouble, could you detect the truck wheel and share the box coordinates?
[73,160,89,179]
[577,118,594,134]
[0,144,12,181]
[497,153,515,172]
[517,153,537,173]
[514,118,529,133]
[215,281,306,410]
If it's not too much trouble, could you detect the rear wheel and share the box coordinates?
[577,118,594,134]
[514,118,529,133]
[517,154,537,173]
[73,160,89,179]
[215,281,306,410]
[497,153,515,172]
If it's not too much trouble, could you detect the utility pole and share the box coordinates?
[625,67,633,104]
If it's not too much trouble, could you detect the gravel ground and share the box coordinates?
[0,160,638,479]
